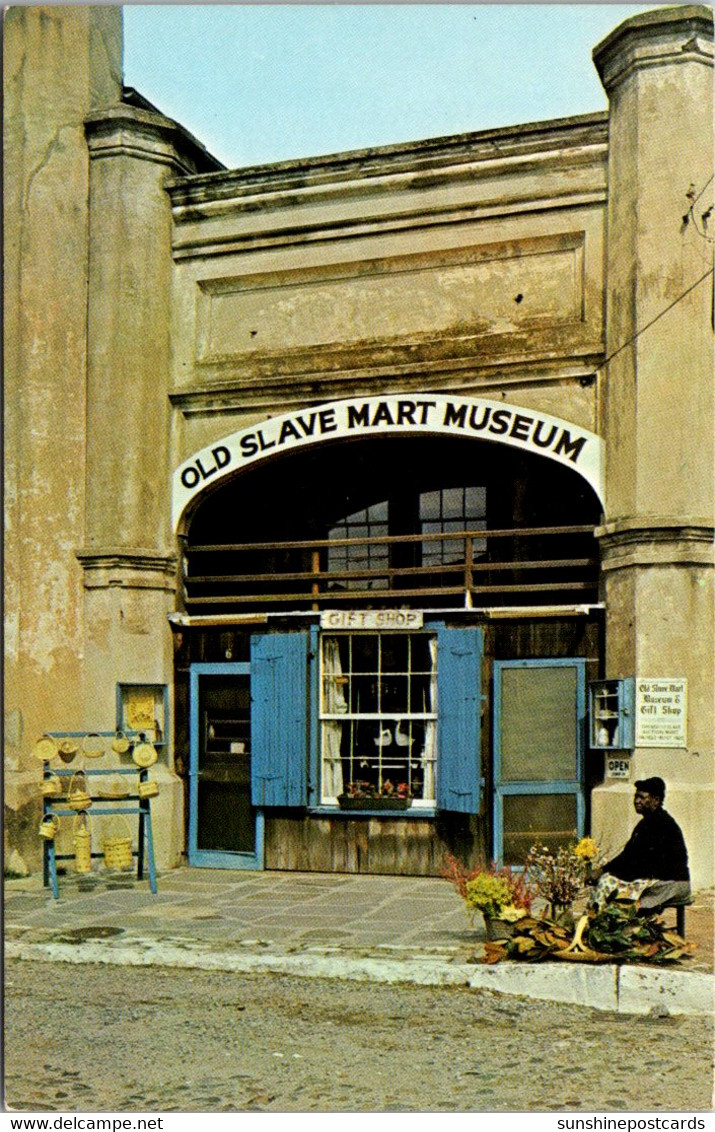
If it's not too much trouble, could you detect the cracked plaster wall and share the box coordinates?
[3,6,122,864]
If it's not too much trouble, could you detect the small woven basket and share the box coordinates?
[132,741,157,768]
[33,735,59,764]
[73,813,92,874]
[67,771,92,811]
[41,775,63,798]
[57,739,79,763]
[111,730,131,755]
[138,780,159,799]
[39,814,60,840]
[82,732,105,760]
[102,818,134,871]
[97,776,130,800]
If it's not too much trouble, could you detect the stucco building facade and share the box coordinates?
[5,6,714,888]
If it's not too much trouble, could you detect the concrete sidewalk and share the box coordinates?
[5,867,714,1016]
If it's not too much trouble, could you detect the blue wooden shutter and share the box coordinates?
[436,626,483,813]
[251,631,308,807]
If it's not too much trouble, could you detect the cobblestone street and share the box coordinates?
[5,959,714,1114]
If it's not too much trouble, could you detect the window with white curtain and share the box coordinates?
[319,632,437,806]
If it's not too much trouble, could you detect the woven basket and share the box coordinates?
[33,735,59,764]
[82,732,105,760]
[39,814,60,840]
[57,739,79,763]
[132,741,157,768]
[102,818,133,871]
[111,730,131,755]
[67,771,92,811]
[97,776,130,800]
[73,813,92,873]
[138,780,159,799]
[41,775,63,798]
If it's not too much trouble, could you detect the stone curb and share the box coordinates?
[6,936,713,1016]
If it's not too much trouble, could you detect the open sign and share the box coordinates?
[606,757,631,780]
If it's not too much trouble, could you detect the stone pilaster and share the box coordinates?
[79,103,221,866]
[592,6,714,886]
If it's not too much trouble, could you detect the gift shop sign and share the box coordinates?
[320,609,424,631]
[635,679,687,748]
[172,394,604,530]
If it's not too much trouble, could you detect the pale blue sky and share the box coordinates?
[123,4,653,168]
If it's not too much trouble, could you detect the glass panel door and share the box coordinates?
[493,659,585,867]
[189,663,264,869]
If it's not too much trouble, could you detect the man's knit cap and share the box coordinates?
[634,776,666,800]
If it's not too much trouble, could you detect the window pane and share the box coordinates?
[410,635,433,672]
[381,676,408,713]
[500,666,579,781]
[320,632,437,803]
[419,486,487,567]
[440,487,462,519]
[351,674,377,713]
[380,634,408,671]
[419,491,441,520]
[465,485,487,517]
[502,794,578,866]
[327,501,389,578]
[351,636,377,673]
[409,673,432,713]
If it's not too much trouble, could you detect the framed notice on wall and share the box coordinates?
[117,683,166,744]
[635,679,687,748]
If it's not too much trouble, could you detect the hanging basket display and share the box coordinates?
[66,771,92,811]
[102,818,134,871]
[73,813,92,874]
[82,732,105,760]
[39,814,60,841]
[111,730,131,755]
[32,735,59,764]
[138,779,159,799]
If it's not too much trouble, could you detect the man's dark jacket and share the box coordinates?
[604,807,690,882]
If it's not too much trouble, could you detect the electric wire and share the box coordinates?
[591,265,714,377]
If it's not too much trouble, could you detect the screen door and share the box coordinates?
[493,659,585,866]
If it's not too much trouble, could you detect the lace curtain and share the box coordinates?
[322,637,346,797]
[421,636,438,800]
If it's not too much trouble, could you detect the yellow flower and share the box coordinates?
[499,904,528,922]
[573,837,599,861]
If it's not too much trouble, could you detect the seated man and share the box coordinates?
[591,777,691,912]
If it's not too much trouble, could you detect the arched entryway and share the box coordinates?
[181,432,602,613]
[174,416,604,874]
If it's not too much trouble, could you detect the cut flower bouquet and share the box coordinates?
[524,836,603,921]
[443,854,535,927]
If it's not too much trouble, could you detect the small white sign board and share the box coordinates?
[635,678,687,748]
[605,756,631,780]
[320,609,424,630]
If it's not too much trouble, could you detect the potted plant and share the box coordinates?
[443,854,535,940]
[337,779,412,811]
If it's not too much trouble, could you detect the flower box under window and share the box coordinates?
[337,794,412,812]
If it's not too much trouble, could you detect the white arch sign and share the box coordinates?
[172,393,604,531]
